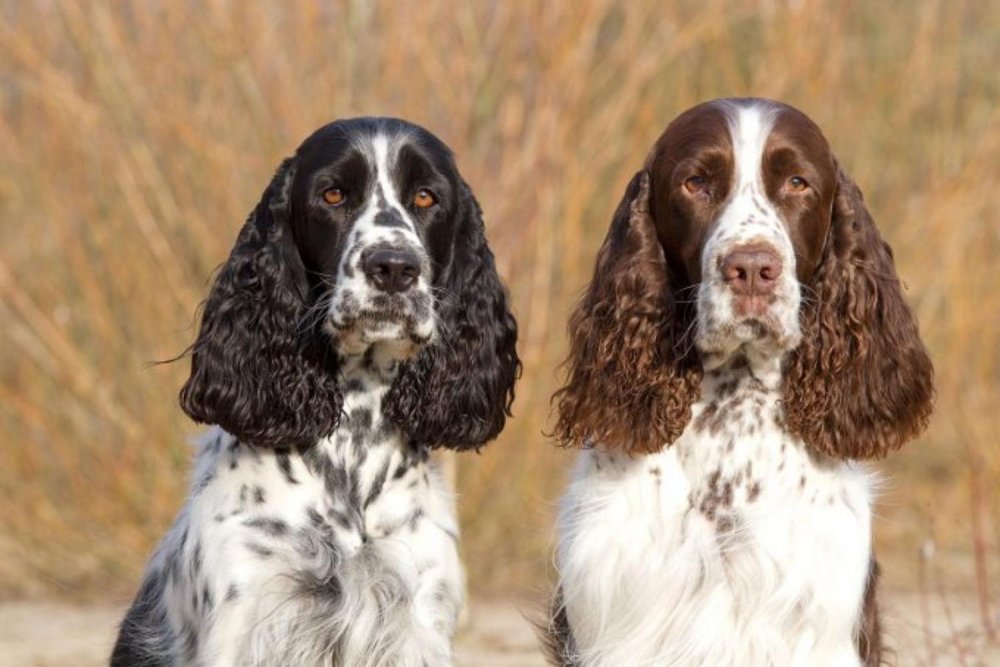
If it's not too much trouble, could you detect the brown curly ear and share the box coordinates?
[553,171,702,455]
[783,166,934,459]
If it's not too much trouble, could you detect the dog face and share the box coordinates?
[555,98,932,458]
[648,99,837,367]
[291,121,465,356]
[180,118,520,450]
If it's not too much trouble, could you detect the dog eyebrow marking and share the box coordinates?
[724,102,778,198]
[371,134,413,232]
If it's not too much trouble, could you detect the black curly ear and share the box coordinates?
[385,184,520,451]
[179,159,343,448]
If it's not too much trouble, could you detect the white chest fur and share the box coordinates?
[147,360,463,666]
[556,358,875,667]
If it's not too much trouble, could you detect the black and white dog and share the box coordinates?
[112,118,519,666]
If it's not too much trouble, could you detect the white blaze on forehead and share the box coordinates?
[371,133,408,219]
[722,100,780,193]
[701,100,786,267]
[344,131,420,238]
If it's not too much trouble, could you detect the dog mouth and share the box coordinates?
[733,314,780,338]
[731,293,778,319]
[326,289,435,355]
[696,305,800,364]
[700,317,780,346]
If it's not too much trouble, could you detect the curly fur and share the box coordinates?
[180,136,519,453]
[782,167,935,459]
[179,159,344,449]
[553,171,702,454]
[386,185,520,450]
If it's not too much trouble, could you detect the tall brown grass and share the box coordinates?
[0,0,996,622]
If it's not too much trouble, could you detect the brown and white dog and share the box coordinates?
[545,98,933,666]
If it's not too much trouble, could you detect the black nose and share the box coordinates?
[363,248,421,294]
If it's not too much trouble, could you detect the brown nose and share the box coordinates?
[720,244,782,296]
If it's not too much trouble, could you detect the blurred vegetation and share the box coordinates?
[0,0,997,612]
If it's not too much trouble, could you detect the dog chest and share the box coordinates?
[557,427,874,665]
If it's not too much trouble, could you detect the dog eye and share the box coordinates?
[413,189,437,209]
[683,176,708,196]
[322,188,346,206]
[787,176,809,192]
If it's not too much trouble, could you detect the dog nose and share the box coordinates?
[363,248,421,294]
[720,245,782,296]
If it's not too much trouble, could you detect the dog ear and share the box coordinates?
[553,170,701,454]
[385,183,520,451]
[179,159,343,448]
[783,165,934,459]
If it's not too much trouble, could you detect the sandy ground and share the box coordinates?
[0,592,995,666]
[0,598,547,667]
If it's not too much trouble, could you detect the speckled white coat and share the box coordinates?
[133,357,464,667]
[556,357,874,666]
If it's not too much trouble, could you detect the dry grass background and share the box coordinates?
[0,0,997,642]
